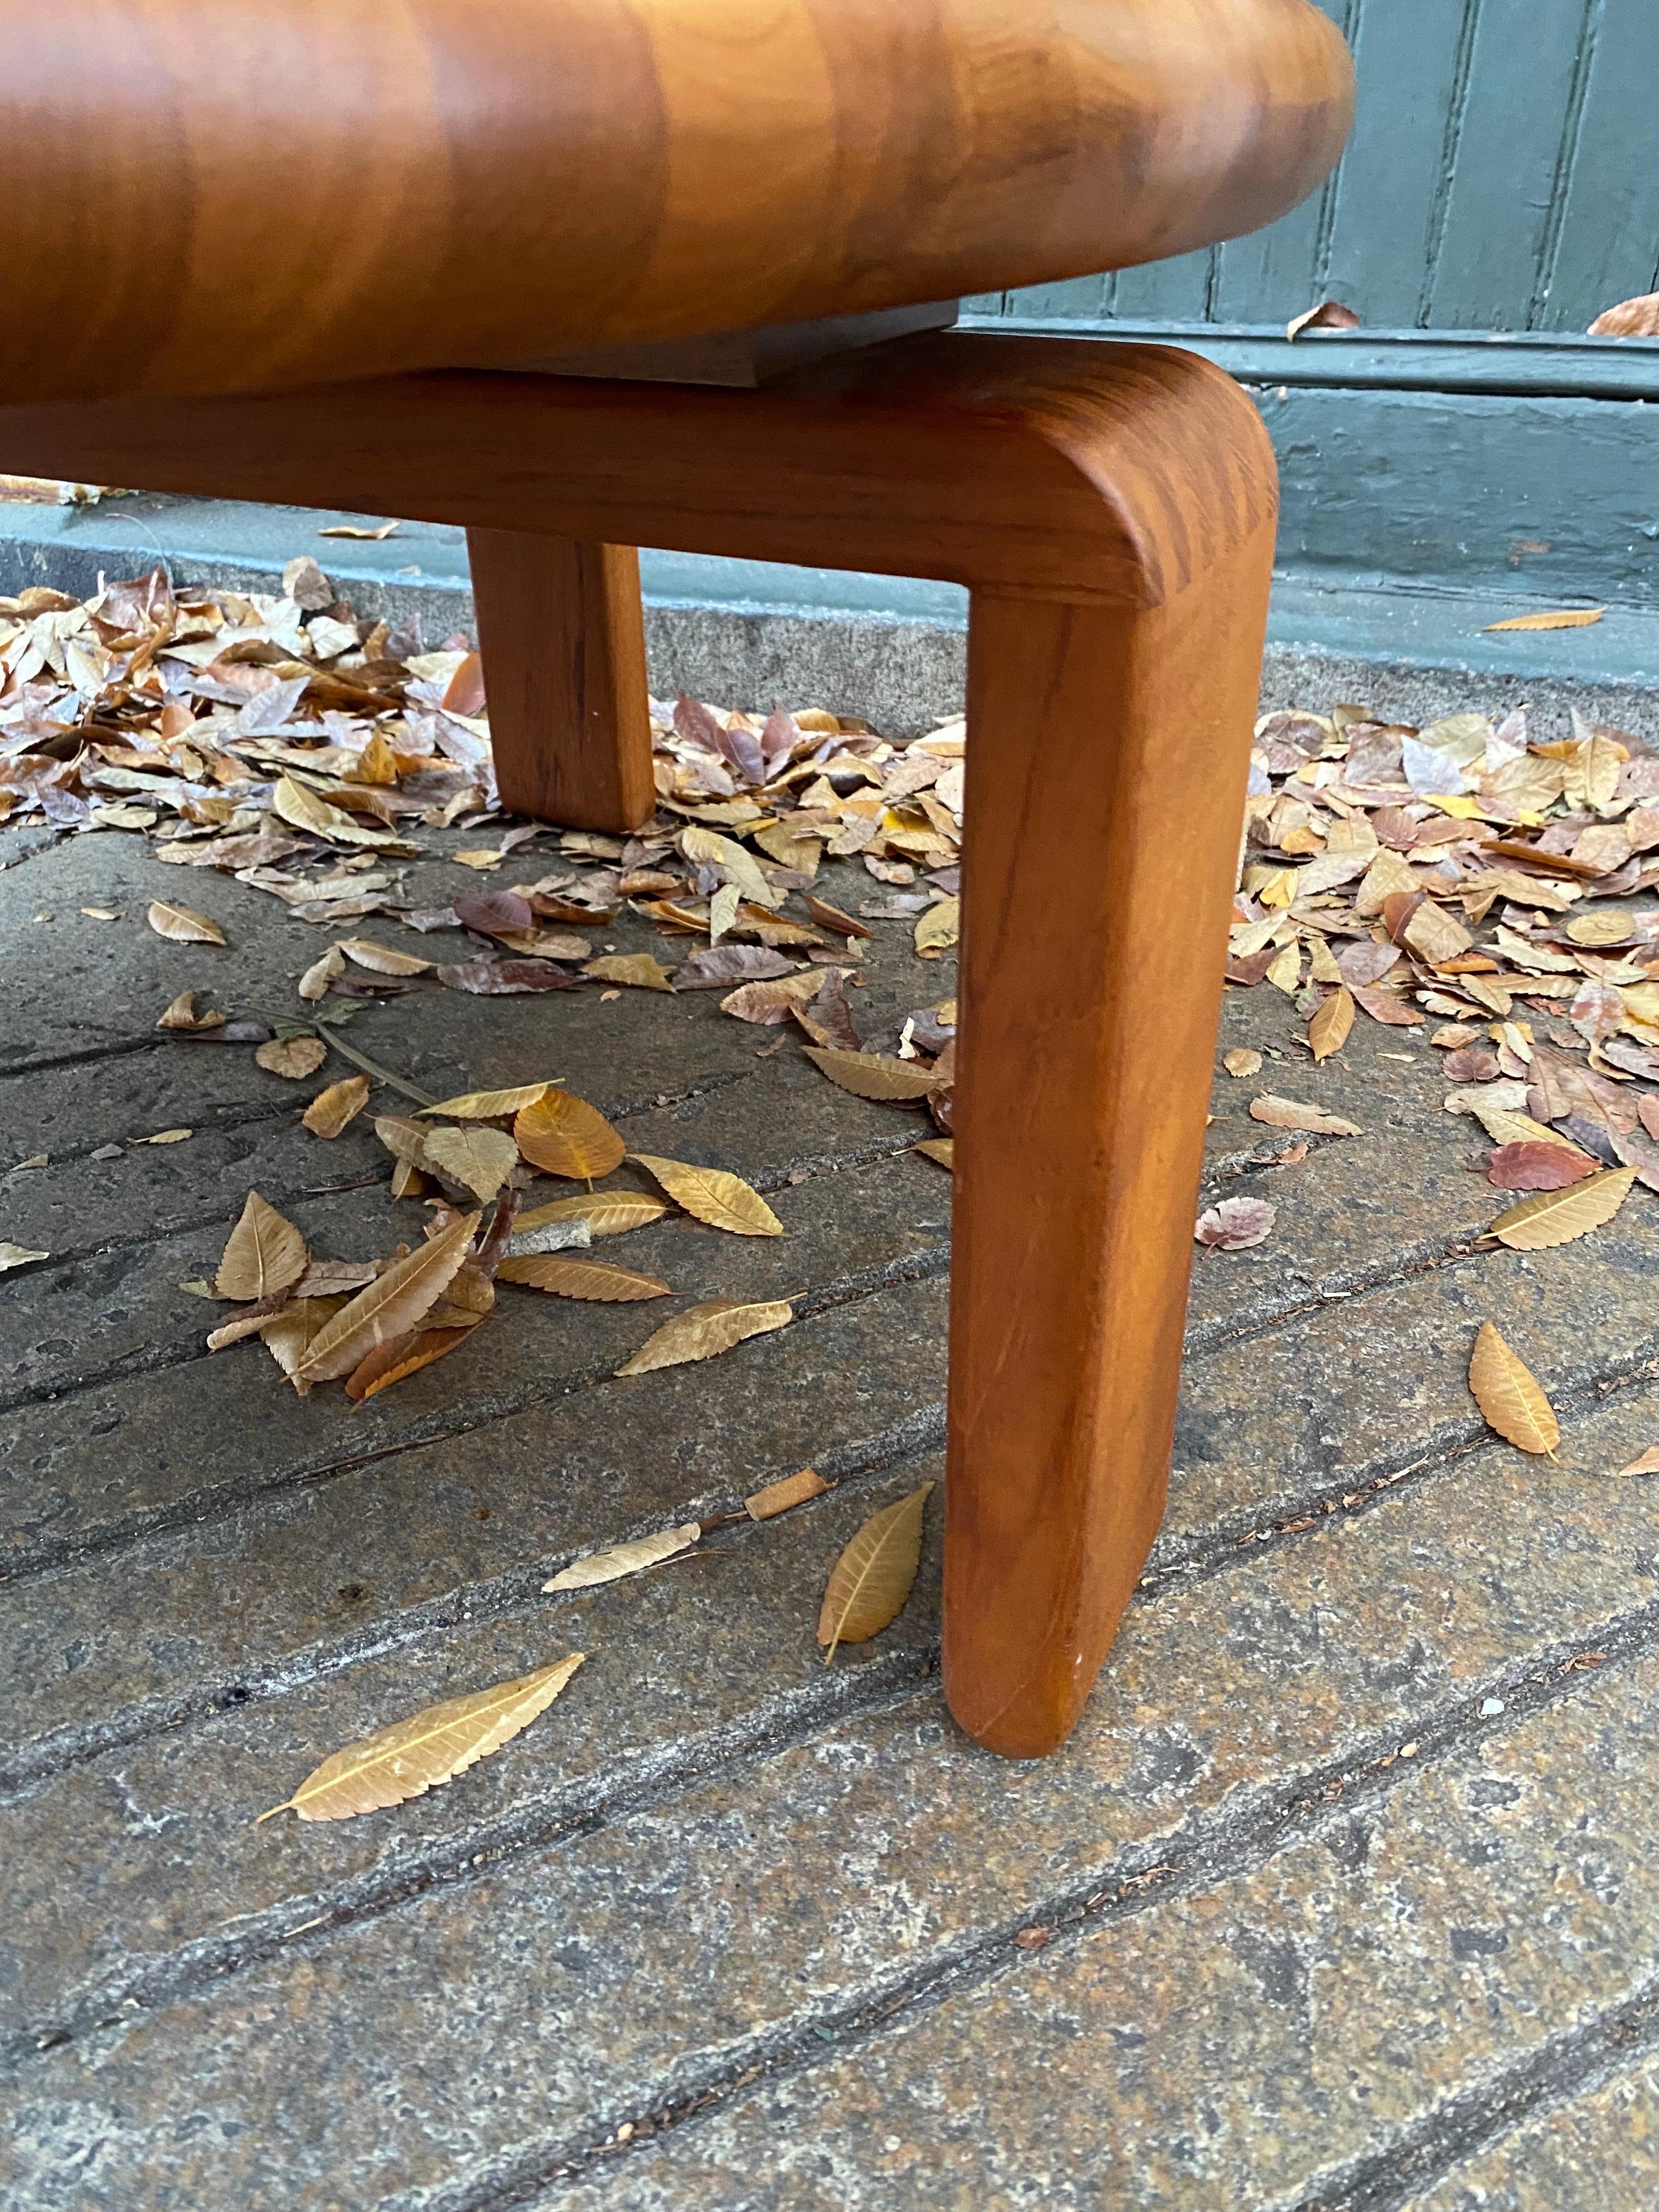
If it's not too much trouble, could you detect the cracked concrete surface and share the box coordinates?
[4,751,1659,2209]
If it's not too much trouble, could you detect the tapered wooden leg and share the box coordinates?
[465,527,654,832]
[944,528,1275,1758]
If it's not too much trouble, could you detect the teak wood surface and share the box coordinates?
[0,332,1277,1754]
[0,0,1352,407]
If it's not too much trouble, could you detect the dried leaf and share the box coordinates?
[617,1296,792,1375]
[1484,608,1604,633]
[271,774,400,849]
[318,518,400,539]
[148,899,225,946]
[675,945,795,992]
[156,989,224,1031]
[1468,1322,1559,1455]
[1286,298,1361,340]
[298,945,345,1002]
[345,1323,479,1401]
[803,895,874,941]
[294,1212,478,1383]
[1249,1094,1362,1136]
[914,896,960,955]
[803,1046,943,1102]
[419,1082,551,1120]
[438,958,579,995]
[515,1089,627,1180]
[1614,1446,1659,1478]
[256,1035,328,1080]
[913,1137,955,1169]
[374,1114,431,1167]
[497,1254,670,1300]
[422,1124,520,1203]
[337,937,433,978]
[1486,1141,1595,1191]
[746,1468,830,1521]
[1222,1048,1263,1078]
[514,1191,668,1238]
[0,1242,49,1272]
[256,1655,583,1822]
[583,953,676,992]
[720,973,824,1025]
[817,1481,934,1661]
[543,1524,701,1590]
[1308,987,1355,1062]
[1486,1165,1638,1251]
[1195,1196,1276,1250]
[302,1075,370,1138]
[215,1191,308,1300]
[628,1154,783,1235]
[258,1296,342,1393]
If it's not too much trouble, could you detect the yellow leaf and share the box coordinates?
[515,1089,627,1180]
[270,772,401,848]
[147,899,225,946]
[1614,1447,1659,1477]
[156,989,224,1031]
[318,518,400,539]
[746,1468,831,1521]
[1468,1322,1559,1455]
[256,1655,583,1823]
[629,1154,783,1235]
[583,953,676,992]
[1265,939,1301,995]
[422,1124,519,1202]
[1248,1093,1362,1136]
[294,1212,478,1384]
[1484,608,1604,633]
[679,825,780,909]
[914,896,960,955]
[302,1075,370,1138]
[1486,1165,1638,1251]
[215,1191,308,1301]
[913,1137,955,1169]
[514,1191,669,1238]
[803,1047,944,1103]
[336,937,433,977]
[418,1082,552,1120]
[1308,986,1355,1063]
[817,1482,934,1662]
[256,1035,328,1080]
[543,1525,701,1591]
[496,1254,671,1301]
[617,1297,792,1376]
[1223,1048,1263,1079]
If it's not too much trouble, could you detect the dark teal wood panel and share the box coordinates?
[995,0,1659,341]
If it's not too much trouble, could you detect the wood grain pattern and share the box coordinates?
[0,331,1279,1757]
[947,531,1276,1757]
[466,531,654,833]
[0,0,1352,405]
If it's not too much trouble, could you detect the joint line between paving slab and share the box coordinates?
[0,1405,952,1804]
[399,1606,1654,2212]
[0,1239,953,1584]
[3,1647,940,2075]
[9,1305,1657,1815]
[2,1178,1502,1572]
[10,1363,1655,2084]
[1276,1968,1659,2212]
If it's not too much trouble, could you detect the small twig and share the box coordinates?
[317,1028,437,1108]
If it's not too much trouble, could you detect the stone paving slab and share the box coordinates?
[7,811,1659,2210]
[7,1371,1659,2208]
